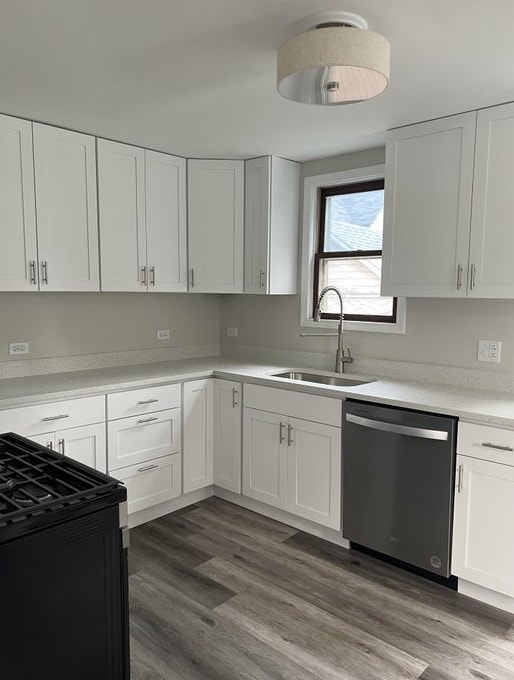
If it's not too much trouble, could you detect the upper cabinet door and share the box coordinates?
[0,115,38,291]
[145,150,187,292]
[244,156,300,295]
[381,113,476,297]
[97,139,146,292]
[188,159,244,293]
[469,103,514,298]
[33,124,99,291]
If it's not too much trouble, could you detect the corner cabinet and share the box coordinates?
[97,139,187,292]
[33,124,100,291]
[382,103,514,299]
[244,156,300,294]
[0,114,38,291]
[183,379,214,493]
[213,379,242,494]
[187,159,244,293]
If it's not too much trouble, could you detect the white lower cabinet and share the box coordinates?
[115,454,182,514]
[452,453,514,596]
[287,417,341,530]
[243,408,286,509]
[242,401,342,529]
[183,379,214,493]
[26,423,107,473]
[107,408,181,471]
[213,379,242,494]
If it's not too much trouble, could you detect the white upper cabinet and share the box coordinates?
[145,150,187,292]
[0,114,38,291]
[244,156,300,295]
[33,123,99,291]
[98,141,187,292]
[97,139,146,291]
[469,103,514,298]
[188,159,244,293]
[382,113,476,298]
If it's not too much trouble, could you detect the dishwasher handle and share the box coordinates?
[345,412,449,441]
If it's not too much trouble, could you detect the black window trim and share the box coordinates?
[313,178,397,324]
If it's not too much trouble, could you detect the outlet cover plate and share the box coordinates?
[478,339,501,363]
[226,326,238,338]
[156,329,170,341]
[9,342,30,356]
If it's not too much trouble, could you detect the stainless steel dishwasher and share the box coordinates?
[342,400,457,577]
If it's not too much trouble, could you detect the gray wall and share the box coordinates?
[0,293,220,360]
[220,147,514,372]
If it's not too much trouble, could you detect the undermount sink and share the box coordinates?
[272,371,375,387]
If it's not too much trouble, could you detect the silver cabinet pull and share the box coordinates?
[137,398,159,405]
[345,413,449,441]
[41,260,48,284]
[141,265,147,286]
[29,260,37,285]
[150,266,156,286]
[456,263,463,290]
[42,414,70,422]
[232,387,239,408]
[137,463,159,473]
[457,464,464,493]
[279,422,286,444]
[287,424,294,447]
[137,416,159,424]
[470,263,476,291]
[190,268,195,288]
[47,441,53,450]
[58,438,65,455]
[260,269,265,289]
[482,441,514,452]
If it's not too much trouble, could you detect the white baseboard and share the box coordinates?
[458,579,514,614]
[128,486,214,528]
[214,486,350,548]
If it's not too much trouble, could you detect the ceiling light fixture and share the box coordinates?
[277,11,390,105]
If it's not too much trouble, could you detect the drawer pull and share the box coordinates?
[137,463,159,473]
[42,414,70,422]
[137,416,159,424]
[481,441,514,452]
[137,398,159,405]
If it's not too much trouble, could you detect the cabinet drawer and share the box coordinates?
[458,422,514,466]
[114,454,182,514]
[107,383,181,420]
[107,407,181,471]
[0,395,105,437]
[244,384,341,427]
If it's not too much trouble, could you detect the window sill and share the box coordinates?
[301,299,406,335]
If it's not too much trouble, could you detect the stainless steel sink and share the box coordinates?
[272,371,375,387]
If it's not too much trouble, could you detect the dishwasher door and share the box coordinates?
[342,400,457,576]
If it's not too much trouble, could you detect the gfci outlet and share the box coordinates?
[9,342,30,356]
[156,329,170,341]
[226,326,238,338]
[478,339,502,363]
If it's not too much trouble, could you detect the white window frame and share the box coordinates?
[301,164,406,334]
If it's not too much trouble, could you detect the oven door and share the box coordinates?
[0,504,129,680]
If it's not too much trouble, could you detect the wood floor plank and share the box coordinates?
[129,497,514,680]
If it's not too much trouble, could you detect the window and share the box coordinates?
[313,178,397,323]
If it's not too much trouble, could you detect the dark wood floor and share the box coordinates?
[129,497,514,680]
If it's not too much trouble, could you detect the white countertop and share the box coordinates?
[0,356,513,427]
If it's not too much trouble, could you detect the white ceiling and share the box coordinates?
[1,0,514,161]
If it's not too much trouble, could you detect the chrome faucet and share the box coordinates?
[313,286,353,373]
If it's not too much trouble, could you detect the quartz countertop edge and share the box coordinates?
[0,357,513,428]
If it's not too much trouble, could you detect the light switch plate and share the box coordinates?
[478,339,501,363]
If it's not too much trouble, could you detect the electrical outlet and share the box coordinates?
[478,339,501,363]
[156,329,170,341]
[226,326,238,338]
[9,342,30,356]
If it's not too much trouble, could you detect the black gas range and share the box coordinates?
[0,432,130,680]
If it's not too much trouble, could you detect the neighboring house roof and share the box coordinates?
[326,221,383,252]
